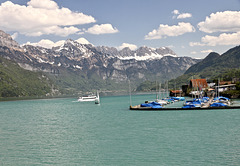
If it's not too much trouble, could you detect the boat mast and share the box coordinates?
[159,83,161,99]
[174,82,176,97]
[166,81,168,98]
[128,80,132,106]
[180,87,181,97]
[155,80,158,100]
[191,76,193,100]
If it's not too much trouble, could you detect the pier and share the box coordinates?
[129,105,240,111]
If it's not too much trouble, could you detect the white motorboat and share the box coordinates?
[78,91,100,104]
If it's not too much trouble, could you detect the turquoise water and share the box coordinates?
[0,94,240,166]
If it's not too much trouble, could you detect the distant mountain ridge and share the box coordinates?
[185,45,240,75]
[0,29,200,94]
[185,52,220,74]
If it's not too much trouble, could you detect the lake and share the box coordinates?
[0,94,239,165]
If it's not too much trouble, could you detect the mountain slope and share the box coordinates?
[0,57,58,97]
[185,52,220,74]
[209,45,240,70]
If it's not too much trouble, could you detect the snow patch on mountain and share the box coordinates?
[118,47,177,61]
[119,53,177,61]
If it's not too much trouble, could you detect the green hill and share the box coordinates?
[0,57,57,98]
[185,45,240,77]
[185,52,220,74]
[168,45,240,89]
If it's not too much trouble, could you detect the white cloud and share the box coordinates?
[11,32,18,40]
[201,50,213,54]
[27,0,58,9]
[145,22,195,40]
[24,37,91,48]
[190,51,197,54]
[166,45,174,48]
[118,43,137,50]
[24,26,81,37]
[24,39,65,48]
[201,32,240,46]
[172,10,180,15]
[190,32,240,46]
[172,10,192,19]
[76,38,91,44]
[177,13,192,19]
[189,42,205,47]
[86,24,119,35]
[198,11,240,33]
[0,0,96,36]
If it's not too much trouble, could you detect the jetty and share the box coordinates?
[129,105,240,111]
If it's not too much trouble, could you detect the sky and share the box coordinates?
[0,0,240,58]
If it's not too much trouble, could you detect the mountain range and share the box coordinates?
[0,29,200,96]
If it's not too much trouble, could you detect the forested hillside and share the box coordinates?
[0,57,57,98]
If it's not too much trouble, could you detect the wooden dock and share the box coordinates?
[129,105,240,111]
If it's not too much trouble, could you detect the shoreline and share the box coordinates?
[0,95,78,102]
[1,91,239,102]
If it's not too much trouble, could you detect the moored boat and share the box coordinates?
[210,102,228,107]
[140,101,162,109]
[171,97,185,101]
[212,96,231,106]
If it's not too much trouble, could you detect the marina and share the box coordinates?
[129,92,240,111]
[130,105,240,111]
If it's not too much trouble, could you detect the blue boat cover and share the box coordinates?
[213,96,229,101]
[151,105,162,109]
[210,102,227,107]
[182,104,197,108]
[141,101,162,108]
[171,97,185,101]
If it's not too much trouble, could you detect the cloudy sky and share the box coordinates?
[0,0,240,58]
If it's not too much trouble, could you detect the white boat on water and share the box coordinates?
[78,91,100,104]
[155,99,168,105]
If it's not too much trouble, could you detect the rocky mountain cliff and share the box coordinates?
[0,30,200,92]
[0,30,20,49]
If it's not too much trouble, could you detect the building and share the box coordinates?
[219,81,232,85]
[170,90,183,97]
[216,84,236,92]
[190,79,208,90]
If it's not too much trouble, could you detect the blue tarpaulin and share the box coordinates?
[210,103,227,107]
[141,102,162,108]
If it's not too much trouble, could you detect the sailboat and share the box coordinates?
[155,83,168,105]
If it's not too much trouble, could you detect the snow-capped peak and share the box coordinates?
[118,46,177,61]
